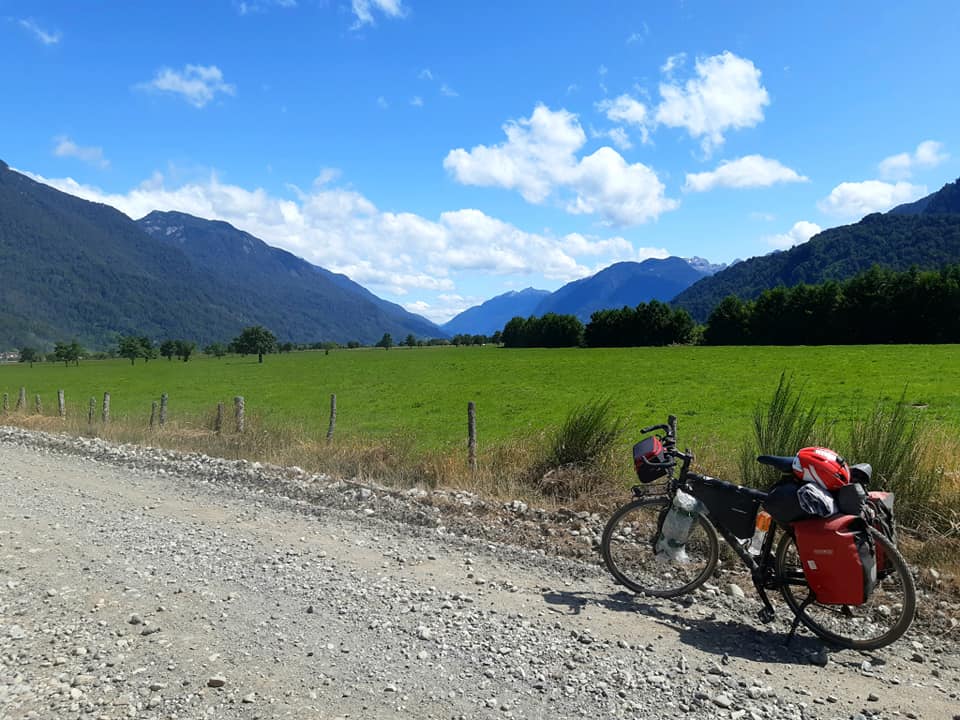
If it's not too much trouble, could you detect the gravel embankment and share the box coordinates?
[1,426,958,719]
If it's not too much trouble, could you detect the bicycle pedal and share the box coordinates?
[757,608,775,624]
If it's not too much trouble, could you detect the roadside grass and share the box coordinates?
[3,344,959,576]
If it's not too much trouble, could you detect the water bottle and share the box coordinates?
[748,510,772,556]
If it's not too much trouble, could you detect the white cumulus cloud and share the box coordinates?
[139,65,235,108]
[443,104,676,225]
[765,221,822,250]
[19,18,61,45]
[52,136,109,169]
[23,169,658,320]
[878,140,949,180]
[684,155,807,192]
[595,94,649,144]
[817,180,927,219]
[655,51,769,154]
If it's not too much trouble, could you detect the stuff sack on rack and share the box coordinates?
[654,489,705,563]
[792,515,877,605]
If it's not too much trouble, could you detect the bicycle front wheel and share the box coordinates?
[601,496,719,598]
[776,528,916,650]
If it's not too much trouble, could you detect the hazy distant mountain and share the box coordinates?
[0,161,443,348]
[442,288,550,336]
[673,177,960,321]
[533,257,717,321]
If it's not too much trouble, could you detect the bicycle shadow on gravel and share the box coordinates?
[542,589,826,665]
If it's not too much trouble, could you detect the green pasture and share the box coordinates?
[1,345,958,452]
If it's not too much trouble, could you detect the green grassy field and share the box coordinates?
[2,344,958,453]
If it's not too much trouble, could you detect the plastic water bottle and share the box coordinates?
[748,510,772,556]
[656,489,704,563]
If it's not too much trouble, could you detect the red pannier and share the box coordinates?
[792,515,877,605]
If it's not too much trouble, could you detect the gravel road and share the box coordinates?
[1,427,958,720]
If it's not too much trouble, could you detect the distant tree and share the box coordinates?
[347,340,361,349]
[159,339,177,361]
[18,347,39,367]
[174,339,196,362]
[405,334,417,347]
[203,342,228,359]
[233,325,278,363]
[278,341,294,353]
[54,340,83,367]
[118,335,143,365]
[491,330,503,345]
[139,337,158,362]
[376,332,394,350]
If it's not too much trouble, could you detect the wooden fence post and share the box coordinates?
[88,397,95,426]
[2,393,8,413]
[102,392,110,424]
[150,401,158,429]
[17,387,26,411]
[215,402,224,434]
[34,394,42,415]
[326,394,337,441]
[159,393,168,427]
[57,389,65,418]
[234,396,245,433]
[467,401,477,471]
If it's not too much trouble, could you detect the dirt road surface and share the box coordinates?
[1,430,957,719]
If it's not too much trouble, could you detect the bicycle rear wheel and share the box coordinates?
[775,528,916,650]
[601,496,719,598]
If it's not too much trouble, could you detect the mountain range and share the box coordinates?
[3,156,959,350]
[0,161,442,348]
[442,257,724,335]
[672,177,960,321]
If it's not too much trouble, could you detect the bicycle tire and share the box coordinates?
[775,527,916,650]
[601,496,719,598]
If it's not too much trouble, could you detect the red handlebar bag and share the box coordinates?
[792,515,877,605]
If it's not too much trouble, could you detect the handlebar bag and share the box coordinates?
[792,515,877,605]
[688,477,765,539]
[633,436,668,483]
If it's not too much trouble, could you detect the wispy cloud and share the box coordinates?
[351,0,405,28]
[440,83,458,98]
[138,65,235,108]
[19,18,61,45]
[418,68,434,81]
[410,96,424,107]
[376,95,389,109]
[52,136,109,169]
[236,0,297,14]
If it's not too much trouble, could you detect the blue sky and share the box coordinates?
[3,1,959,323]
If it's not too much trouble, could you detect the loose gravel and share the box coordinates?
[1,426,958,719]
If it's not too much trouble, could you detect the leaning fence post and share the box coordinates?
[2,392,9,413]
[34,394,42,415]
[57,389,65,419]
[326,394,337,441]
[234,396,245,433]
[215,402,224,434]
[159,393,168,427]
[150,401,158,429]
[17,387,26,411]
[88,397,95,426]
[467,401,477,471]
[102,392,110,424]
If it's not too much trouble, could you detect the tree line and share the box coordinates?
[501,302,697,348]
[703,264,960,345]
[499,264,960,348]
